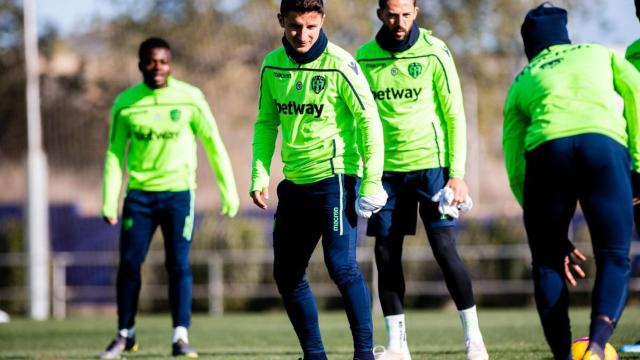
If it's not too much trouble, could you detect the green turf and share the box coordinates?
[0,307,639,359]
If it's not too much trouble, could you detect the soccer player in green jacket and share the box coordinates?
[355,1,488,359]
[100,37,239,359]
[621,0,640,354]
[250,1,387,359]
[503,4,640,359]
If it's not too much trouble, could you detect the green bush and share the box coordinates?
[0,218,26,314]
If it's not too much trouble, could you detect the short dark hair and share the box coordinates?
[378,0,416,10]
[280,0,324,16]
[636,0,640,21]
[138,37,171,61]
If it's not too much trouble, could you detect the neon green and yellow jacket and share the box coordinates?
[251,42,385,196]
[355,28,466,177]
[627,38,640,70]
[102,77,239,218]
[503,44,640,206]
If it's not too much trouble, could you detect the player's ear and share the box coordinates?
[376,8,384,22]
[277,13,285,28]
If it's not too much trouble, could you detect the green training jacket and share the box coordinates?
[355,28,466,177]
[102,77,239,218]
[627,38,640,70]
[503,43,640,206]
[251,42,385,196]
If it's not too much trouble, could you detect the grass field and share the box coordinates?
[1,307,639,359]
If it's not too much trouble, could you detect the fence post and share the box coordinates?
[51,254,67,319]
[208,253,224,316]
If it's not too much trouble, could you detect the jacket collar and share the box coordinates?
[375,22,419,53]
[282,29,328,65]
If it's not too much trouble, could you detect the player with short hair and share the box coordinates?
[503,4,640,359]
[99,36,239,359]
[250,0,387,359]
[355,1,488,359]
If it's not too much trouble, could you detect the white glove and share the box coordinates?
[431,187,473,219]
[356,190,388,219]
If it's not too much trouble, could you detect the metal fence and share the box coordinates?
[1,242,639,319]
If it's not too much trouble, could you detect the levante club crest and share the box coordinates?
[170,109,182,121]
[311,75,326,94]
[408,62,422,79]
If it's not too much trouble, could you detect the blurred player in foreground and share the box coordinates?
[621,0,640,353]
[503,3,640,359]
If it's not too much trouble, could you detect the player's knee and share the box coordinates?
[326,261,361,287]
[532,252,565,270]
[597,248,631,268]
[375,258,403,286]
[272,263,288,284]
[272,267,287,289]
[273,266,304,295]
[274,273,308,297]
[374,242,392,265]
[432,240,456,262]
[119,257,143,274]
[428,227,460,262]
[375,236,403,269]
[165,262,191,278]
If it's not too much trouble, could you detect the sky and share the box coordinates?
[36,0,639,48]
[570,0,639,49]
[37,0,119,34]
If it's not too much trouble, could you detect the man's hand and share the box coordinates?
[445,177,469,206]
[356,190,388,218]
[103,216,118,226]
[251,187,269,210]
[564,247,587,287]
[221,200,239,218]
